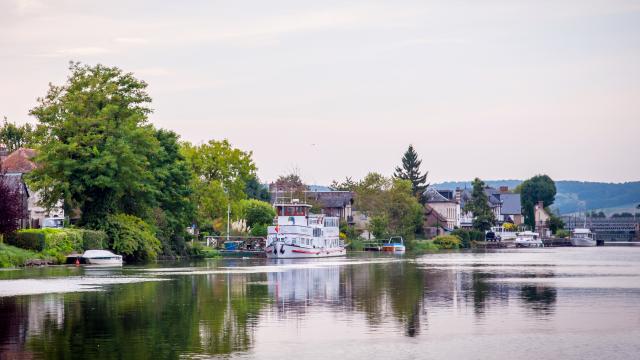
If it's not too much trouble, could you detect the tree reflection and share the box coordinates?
[520,285,557,316]
[20,274,270,359]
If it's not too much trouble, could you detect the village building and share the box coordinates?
[427,185,523,231]
[534,201,551,237]
[0,148,64,228]
[424,187,460,229]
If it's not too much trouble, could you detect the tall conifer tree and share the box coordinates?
[394,145,429,203]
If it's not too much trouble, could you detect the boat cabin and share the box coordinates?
[274,203,311,226]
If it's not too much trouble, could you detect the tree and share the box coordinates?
[394,145,429,203]
[520,175,557,228]
[28,62,160,227]
[0,166,23,237]
[181,139,257,232]
[0,117,44,152]
[464,178,495,231]
[149,129,195,254]
[386,179,424,239]
[329,177,357,191]
[245,175,270,202]
[353,172,390,216]
[241,199,276,228]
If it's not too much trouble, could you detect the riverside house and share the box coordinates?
[0,147,64,228]
[425,185,523,232]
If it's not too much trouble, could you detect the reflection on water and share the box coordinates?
[1,248,640,359]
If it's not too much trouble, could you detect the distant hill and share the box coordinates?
[433,180,640,215]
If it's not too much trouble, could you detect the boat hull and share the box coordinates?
[514,241,544,248]
[265,243,346,259]
[84,258,123,266]
[570,238,596,247]
[382,245,406,252]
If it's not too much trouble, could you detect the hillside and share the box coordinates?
[433,180,640,214]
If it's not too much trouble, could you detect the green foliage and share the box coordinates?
[555,229,570,238]
[412,240,440,252]
[464,178,496,232]
[450,229,484,248]
[386,179,424,240]
[249,223,268,237]
[150,129,195,254]
[520,175,557,228]
[187,242,220,258]
[394,145,429,203]
[99,214,161,261]
[6,230,46,251]
[340,220,361,239]
[82,229,107,250]
[432,235,462,249]
[181,139,256,231]
[548,211,565,233]
[346,238,364,251]
[0,243,41,268]
[244,175,270,202]
[0,117,45,152]
[241,199,275,228]
[369,215,389,239]
[7,228,93,263]
[330,177,357,191]
[28,62,160,226]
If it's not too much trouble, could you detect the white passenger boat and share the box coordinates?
[570,228,596,247]
[265,202,346,259]
[514,231,544,248]
[82,250,123,266]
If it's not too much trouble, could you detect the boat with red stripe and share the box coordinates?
[266,201,346,259]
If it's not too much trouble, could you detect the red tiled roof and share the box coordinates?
[1,148,37,173]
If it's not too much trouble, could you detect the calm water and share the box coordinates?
[1,248,640,359]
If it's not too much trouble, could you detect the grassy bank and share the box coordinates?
[0,243,49,268]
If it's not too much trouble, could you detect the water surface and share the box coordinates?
[1,248,639,359]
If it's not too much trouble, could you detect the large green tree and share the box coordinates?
[394,145,429,203]
[29,63,160,226]
[519,174,557,228]
[181,139,256,232]
[464,178,496,231]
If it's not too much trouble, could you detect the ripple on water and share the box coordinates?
[0,277,168,297]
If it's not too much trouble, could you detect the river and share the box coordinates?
[1,247,639,359]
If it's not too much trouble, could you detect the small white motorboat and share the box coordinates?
[82,250,123,266]
[514,231,544,248]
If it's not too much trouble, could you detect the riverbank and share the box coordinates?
[0,243,53,268]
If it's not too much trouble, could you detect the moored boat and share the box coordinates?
[570,228,596,247]
[265,202,346,259]
[82,250,123,266]
[381,236,406,252]
[514,231,544,248]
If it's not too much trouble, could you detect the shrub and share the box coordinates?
[241,199,276,228]
[413,240,440,252]
[450,229,484,248]
[433,235,462,249]
[347,239,364,251]
[99,214,161,261]
[7,230,46,251]
[250,223,268,237]
[82,230,107,250]
[555,229,570,238]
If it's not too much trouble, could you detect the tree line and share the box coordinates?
[1,63,274,260]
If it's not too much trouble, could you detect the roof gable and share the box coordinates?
[1,148,37,174]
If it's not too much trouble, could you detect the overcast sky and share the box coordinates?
[1,0,639,184]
